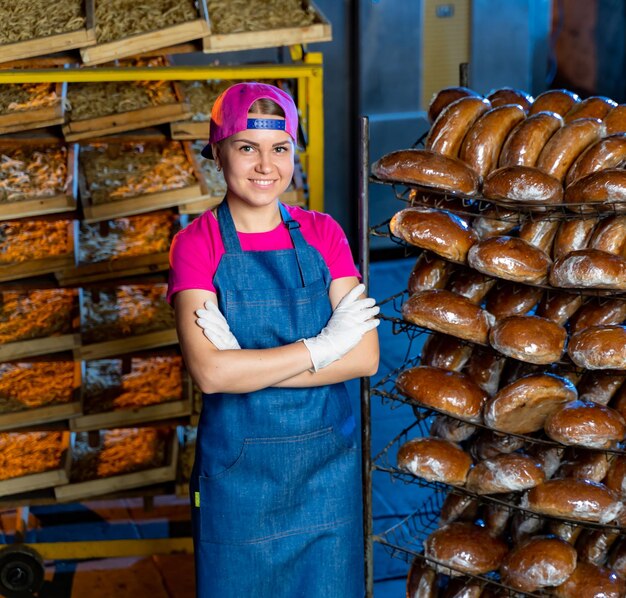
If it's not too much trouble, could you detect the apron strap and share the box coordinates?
[217,198,243,254]
[278,203,315,287]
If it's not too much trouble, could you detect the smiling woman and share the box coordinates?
[166,82,380,597]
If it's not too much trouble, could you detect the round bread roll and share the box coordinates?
[466,453,545,494]
[423,522,508,576]
[426,96,492,157]
[553,218,599,260]
[482,165,564,208]
[441,578,484,598]
[485,282,544,318]
[577,371,625,405]
[402,290,495,345]
[611,384,626,420]
[545,400,626,448]
[406,558,438,598]
[569,297,626,335]
[487,87,534,112]
[608,538,626,578]
[528,89,580,117]
[372,149,481,195]
[498,358,543,388]
[528,444,563,479]
[549,520,584,545]
[499,110,564,167]
[565,168,626,213]
[428,86,482,123]
[464,346,506,396]
[468,236,552,284]
[566,134,626,185]
[421,333,473,372]
[469,430,526,461]
[430,414,476,442]
[510,512,545,545]
[519,217,561,253]
[397,437,472,485]
[550,249,626,291]
[556,448,611,481]
[446,268,496,304]
[564,95,617,124]
[568,325,626,369]
[605,455,626,496]
[536,291,583,325]
[390,208,479,262]
[395,366,488,422]
[439,491,479,525]
[589,215,626,257]
[500,536,577,592]
[576,528,621,567]
[483,372,577,434]
[482,502,511,538]
[522,478,623,523]
[408,252,453,294]
[489,315,567,365]
[536,118,605,182]
[553,561,626,598]
[603,104,626,135]
[459,105,526,177]
[471,207,523,239]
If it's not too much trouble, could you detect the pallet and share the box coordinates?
[170,119,209,141]
[75,329,179,361]
[54,432,179,502]
[80,0,210,65]
[202,0,331,53]
[0,431,71,497]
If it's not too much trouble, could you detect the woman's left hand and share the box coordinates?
[195,301,241,350]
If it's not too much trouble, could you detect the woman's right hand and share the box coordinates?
[195,301,241,350]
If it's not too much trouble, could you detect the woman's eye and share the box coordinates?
[274,146,287,153]
[240,145,254,153]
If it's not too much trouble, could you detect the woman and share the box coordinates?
[168,82,380,596]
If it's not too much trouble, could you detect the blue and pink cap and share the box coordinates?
[201,82,299,159]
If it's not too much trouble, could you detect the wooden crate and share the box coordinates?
[202,0,331,54]
[75,329,179,361]
[0,361,81,432]
[0,83,66,136]
[0,432,71,497]
[54,430,179,502]
[170,119,209,141]
[80,0,210,65]
[0,333,80,362]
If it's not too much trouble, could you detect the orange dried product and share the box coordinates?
[179,80,233,120]
[0,219,71,264]
[0,83,59,114]
[0,431,65,480]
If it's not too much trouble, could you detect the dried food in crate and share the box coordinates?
[487,87,534,113]
[427,86,482,123]
[80,284,174,344]
[568,325,626,369]
[0,0,85,44]
[0,289,75,345]
[482,165,564,208]
[95,0,199,43]
[70,428,168,482]
[179,80,232,121]
[553,561,626,598]
[565,169,626,213]
[0,360,75,413]
[66,57,178,121]
[566,134,626,185]
[0,219,71,264]
[79,142,197,205]
[465,453,545,494]
[563,96,617,124]
[0,83,60,115]
[0,431,65,480]
[83,356,183,415]
[528,89,580,117]
[0,146,69,203]
[78,212,177,264]
[207,0,316,34]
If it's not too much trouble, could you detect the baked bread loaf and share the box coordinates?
[408,253,452,294]
[564,95,617,123]
[536,291,583,325]
[527,444,563,478]
[485,282,544,318]
[402,289,494,345]
[545,400,626,448]
[441,578,484,598]
[519,217,561,252]
[549,520,584,545]
[566,134,626,185]
[487,87,534,112]
[426,96,492,157]
[397,437,472,485]
[471,206,523,239]
[576,528,621,567]
[603,104,626,135]
[553,218,599,260]
[556,448,610,481]
[510,512,545,545]
[607,538,626,578]
[550,249,626,290]
[464,346,506,396]
[372,149,481,195]
[489,315,567,364]
[395,366,488,422]
[522,478,623,523]
[528,89,580,116]
[421,333,473,372]
[499,111,563,167]
[465,453,545,494]
[536,118,605,182]
[482,165,563,208]
[446,268,495,303]
[423,522,508,576]
[554,561,626,598]
[469,430,526,461]
[568,325,626,369]
[439,491,479,525]
[430,414,476,442]
[427,86,482,123]
[406,558,438,598]
[483,373,577,434]
[459,105,526,177]
[390,208,479,262]
[576,371,624,405]
[500,536,577,592]
[565,168,626,213]
[482,503,511,538]
[569,297,626,335]
[589,215,626,256]
[605,455,626,496]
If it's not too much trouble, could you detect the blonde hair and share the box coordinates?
[249,98,285,117]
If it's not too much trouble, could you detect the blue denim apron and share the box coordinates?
[191,200,363,597]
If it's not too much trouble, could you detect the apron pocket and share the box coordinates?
[197,426,359,545]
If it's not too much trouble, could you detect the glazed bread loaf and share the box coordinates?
[407,253,452,294]
[397,437,472,485]
[372,149,481,195]
[499,111,563,167]
[589,215,626,256]
[548,520,584,545]
[550,249,626,290]
[565,168,626,213]
[430,414,476,443]
[576,528,621,566]
[484,282,544,318]
[553,561,626,598]
[556,448,610,482]
[569,297,626,335]
[528,89,580,116]
[390,208,478,262]
[603,104,626,135]
[420,333,473,372]
[482,502,511,538]
[553,218,599,260]
[565,134,626,185]
[564,95,617,123]
[527,444,563,479]
[395,365,488,422]
[439,492,479,525]
[427,86,482,123]
[426,96,492,157]
[482,165,564,207]
[471,207,523,239]
[469,430,526,461]
[446,269,495,304]
[423,522,508,576]
[464,346,506,396]
[465,453,545,494]
[406,558,438,598]
[605,455,626,496]
[518,217,561,252]
[486,87,534,112]
[545,400,626,448]
[522,478,623,523]
[500,536,577,592]
[483,373,577,434]
[402,289,495,345]
[536,291,583,325]
[576,371,624,405]
[510,512,545,545]
[488,315,567,365]
[568,325,626,369]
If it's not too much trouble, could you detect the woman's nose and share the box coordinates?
[255,151,273,173]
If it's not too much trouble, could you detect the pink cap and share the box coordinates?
[201,82,298,159]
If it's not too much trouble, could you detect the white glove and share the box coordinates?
[303,283,380,372]
[195,301,241,350]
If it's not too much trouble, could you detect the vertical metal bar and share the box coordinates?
[358,116,374,598]
[304,53,325,212]
[459,62,470,87]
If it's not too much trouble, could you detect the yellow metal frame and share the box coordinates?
[0,53,325,211]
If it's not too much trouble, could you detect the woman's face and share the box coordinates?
[214,113,295,208]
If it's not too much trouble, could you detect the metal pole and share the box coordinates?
[358,116,373,598]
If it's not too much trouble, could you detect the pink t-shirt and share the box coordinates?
[167,205,360,303]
